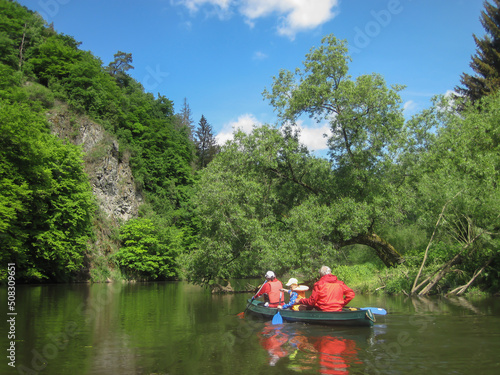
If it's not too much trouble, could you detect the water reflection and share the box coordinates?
[257,322,365,374]
[258,324,291,366]
[408,295,486,315]
[2,283,499,375]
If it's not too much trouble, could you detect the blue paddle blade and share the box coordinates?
[360,307,387,315]
[272,311,283,324]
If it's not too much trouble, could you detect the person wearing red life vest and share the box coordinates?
[297,266,355,312]
[254,271,284,308]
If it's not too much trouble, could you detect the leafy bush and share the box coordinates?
[22,82,55,108]
[0,100,95,282]
[115,218,181,280]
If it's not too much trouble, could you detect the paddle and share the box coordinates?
[360,307,387,315]
[237,280,267,318]
[271,288,285,324]
[272,310,283,324]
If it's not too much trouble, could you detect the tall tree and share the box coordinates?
[407,93,500,295]
[0,100,95,282]
[456,0,500,102]
[263,34,406,266]
[173,98,195,139]
[106,50,134,87]
[194,115,218,169]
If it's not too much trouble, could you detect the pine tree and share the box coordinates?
[194,115,218,169]
[456,0,500,102]
[174,98,194,139]
[106,51,134,87]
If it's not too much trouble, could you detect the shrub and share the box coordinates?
[114,218,180,280]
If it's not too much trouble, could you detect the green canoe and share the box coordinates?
[245,299,375,327]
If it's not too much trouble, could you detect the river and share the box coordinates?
[1,281,499,375]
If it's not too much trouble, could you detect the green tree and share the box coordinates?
[62,50,122,116]
[115,217,181,280]
[0,100,95,282]
[263,34,406,266]
[173,98,195,139]
[456,0,500,102]
[0,0,44,70]
[0,0,199,282]
[194,115,218,169]
[407,94,500,294]
[26,33,82,86]
[182,124,397,285]
[182,35,412,285]
[106,50,134,87]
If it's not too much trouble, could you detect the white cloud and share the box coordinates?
[241,0,340,38]
[173,0,340,38]
[253,51,268,60]
[172,0,233,19]
[403,100,417,114]
[174,0,232,13]
[216,114,332,152]
[293,120,332,151]
[216,113,262,145]
[444,89,458,98]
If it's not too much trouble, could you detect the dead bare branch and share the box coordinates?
[411,191,462,294]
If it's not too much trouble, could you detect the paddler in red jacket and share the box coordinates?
[297,266,355,312]
[254,271,284,308]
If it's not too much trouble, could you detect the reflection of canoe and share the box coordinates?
[246,299,375,327]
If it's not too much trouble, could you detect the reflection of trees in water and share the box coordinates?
[408,295,484,315]
[257,323,363,374]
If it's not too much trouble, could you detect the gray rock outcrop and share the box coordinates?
[48,108,142,221]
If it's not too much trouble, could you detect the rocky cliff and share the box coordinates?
[47,105,142,222]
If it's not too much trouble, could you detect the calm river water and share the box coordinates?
[1,281,500,375]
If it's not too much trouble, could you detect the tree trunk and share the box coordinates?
[18,23,27,70]
[447,256,494,296]
[339,233,404,267]
[417,253,463,295]
[414,229,484,295]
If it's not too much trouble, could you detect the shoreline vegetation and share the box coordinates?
[1,1,499,297]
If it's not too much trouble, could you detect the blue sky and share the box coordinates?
[18,0,485,153]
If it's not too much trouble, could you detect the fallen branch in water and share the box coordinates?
[411,192,461,295]
[416,229,485,296]
[447,256,494,296]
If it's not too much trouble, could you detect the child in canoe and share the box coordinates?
[279,278,309,311]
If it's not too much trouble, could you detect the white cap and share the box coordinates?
[265,271,275,279]
[286,278,298,286]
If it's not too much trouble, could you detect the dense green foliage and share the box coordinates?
[0,0,195,282]
[0,100,94,281]
[115,218,182,279]
[1,0,498,294]
[181,35,500,295]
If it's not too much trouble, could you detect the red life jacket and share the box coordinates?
[267,279,284,307]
